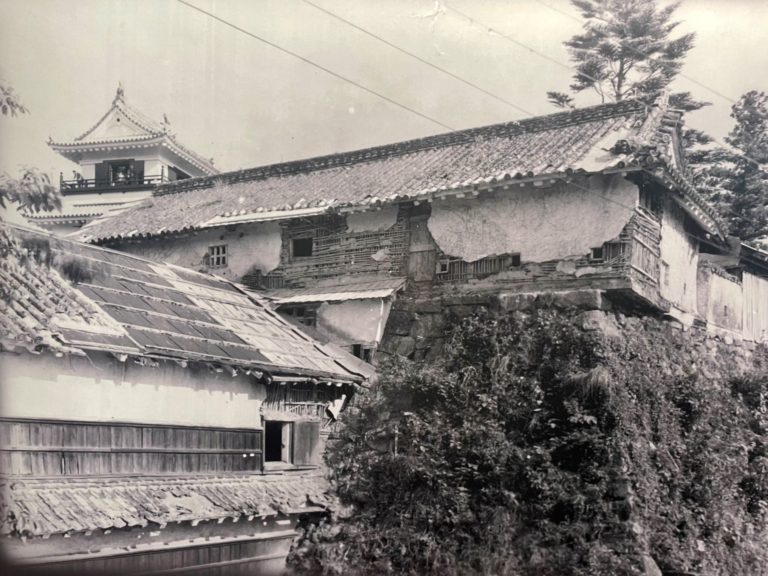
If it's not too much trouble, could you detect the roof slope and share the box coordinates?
[77,97,725,244]
[0,223,362,382]
[1,471,331,536]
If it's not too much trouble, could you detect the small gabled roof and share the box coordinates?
[48,84,218,176]
[77,95,727,245]
[0,223,363,383]
[266,276,406,304]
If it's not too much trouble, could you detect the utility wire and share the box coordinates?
[178,0,757,221]
[298,0,535,117]
[175,0,456,131]
[442,1,614,103]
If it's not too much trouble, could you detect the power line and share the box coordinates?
[175,0,456,131]
[442,1,614,103]
[298,0,535,117]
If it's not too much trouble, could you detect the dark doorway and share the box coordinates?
[264,421,284,462]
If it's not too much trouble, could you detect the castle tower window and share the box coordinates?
[109,161,133,185]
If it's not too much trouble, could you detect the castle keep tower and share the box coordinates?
[32,84,217,233]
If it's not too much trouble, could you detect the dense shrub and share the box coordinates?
[291,308,768,576]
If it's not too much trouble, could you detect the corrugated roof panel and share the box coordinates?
[140,297,179,317]
[143,314,179,333]
[126,327,168,349]
[165,319,205,338]
[140,284,193,305]
[102,307,151,328]
[216,343,271,364]
[4,224,362,382]
[58,328,139,352]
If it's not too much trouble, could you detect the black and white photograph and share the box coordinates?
[0,1,767,574]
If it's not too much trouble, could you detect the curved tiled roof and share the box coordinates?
[1,471,331,536]
[77,97,727,244]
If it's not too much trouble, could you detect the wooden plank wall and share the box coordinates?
[27,531,296,576]
[0,418,263,476]
[743,272,768,342]
[259,210,409,289]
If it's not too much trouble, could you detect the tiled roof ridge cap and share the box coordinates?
[153,99,648,197]
[71,95,164,143]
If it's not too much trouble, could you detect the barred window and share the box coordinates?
[207,244,228,268]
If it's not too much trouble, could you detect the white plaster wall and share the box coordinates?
[346,206,398,233]
[659,201,699,313]
[79,162,96,179]
[316,299,392,345]
[144,158,163,177]
[118,221,282,280]
[75,148,208,179]
[427,174,637,263]
[0,353,264,428]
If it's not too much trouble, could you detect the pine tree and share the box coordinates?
[547,0,708,115]
[694,91,768,246]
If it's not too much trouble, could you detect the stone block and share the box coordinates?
[410,313,446,339]
[413,299,442,314]
[385,310,413,336]
[498,292,539,311]
[395,336,416,358]
[551,289,606,310]
[579,310,622,339]
[642,555,663,576]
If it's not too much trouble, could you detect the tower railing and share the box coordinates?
[59,174,168,193]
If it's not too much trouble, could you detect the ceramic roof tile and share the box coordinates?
[0,223,362,382]
[80,96,727,242]
[77,100,668,243]
[1,472,331,536]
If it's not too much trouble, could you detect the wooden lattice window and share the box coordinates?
[207,244,228,268]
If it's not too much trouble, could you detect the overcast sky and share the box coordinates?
[1,0,766,180]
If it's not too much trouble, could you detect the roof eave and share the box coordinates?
[648,165,728,241]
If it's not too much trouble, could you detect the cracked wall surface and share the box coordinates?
[427,174,638,263]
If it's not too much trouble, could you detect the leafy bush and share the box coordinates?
[293,308,768,576]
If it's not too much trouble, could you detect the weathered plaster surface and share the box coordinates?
[427,175,637,262]
[346,206,399,233]
[116,221,282,279]
[0,353,264,428]
[705,273,744,332]
[316,299,393,345]
[659,200,698,313]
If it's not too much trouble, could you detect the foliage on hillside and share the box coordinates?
[693,90,768,246]
[291,308,768,576]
